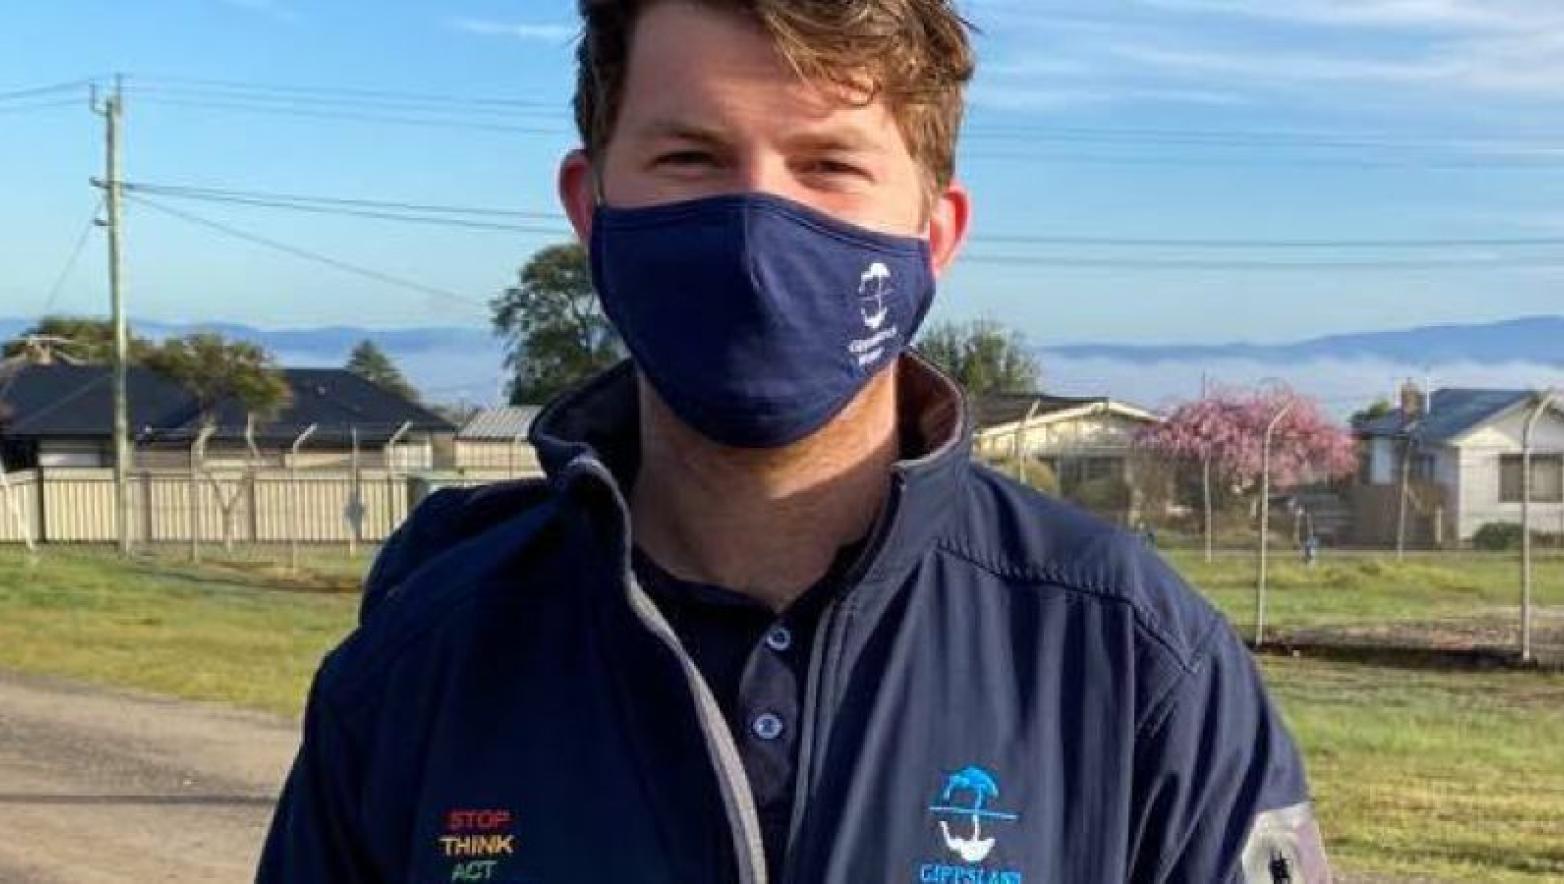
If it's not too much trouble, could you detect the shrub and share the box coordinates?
[1473,522,1526,551]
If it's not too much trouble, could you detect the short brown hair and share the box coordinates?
[573,0,975,189]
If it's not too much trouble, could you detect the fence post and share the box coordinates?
[384,421,411,540]
[288,424,317,573]
[1520,389,1558,663]
[188,434,200,562]
[348,425,360,559]
[0,464,35,552]
[1254,396,1295,649]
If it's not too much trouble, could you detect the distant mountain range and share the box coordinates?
[1041,315,1564,365]
[3,314,1560,409]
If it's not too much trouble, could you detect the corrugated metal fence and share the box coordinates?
[0,467,532,545]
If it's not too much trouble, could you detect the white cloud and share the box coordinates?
[1137,0,1564,33]
[1110,30,1564,97]
[1043,355,1564,417]
[448,18,576,43]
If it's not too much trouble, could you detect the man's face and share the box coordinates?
[562,0,968,258]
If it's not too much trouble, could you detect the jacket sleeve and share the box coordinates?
[1129,622,1332,884]
[256,673,378,883]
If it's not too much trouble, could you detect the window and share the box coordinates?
[1499,454,1564,503]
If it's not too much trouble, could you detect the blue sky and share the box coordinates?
[4,0,1564,349]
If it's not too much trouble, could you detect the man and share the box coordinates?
[260,1,1332,881]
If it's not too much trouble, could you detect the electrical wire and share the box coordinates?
[124,194,491,310]
[120,179,1564,257]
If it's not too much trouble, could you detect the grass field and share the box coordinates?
[1,544,1562,880]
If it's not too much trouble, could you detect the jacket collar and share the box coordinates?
[529,354,974,606]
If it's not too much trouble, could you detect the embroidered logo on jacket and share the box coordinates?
[919,765,1024,883]
[439,808,517,882]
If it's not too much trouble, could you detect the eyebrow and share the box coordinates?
[782,128,884,155]
[630,118,729,147]
[630,117,884,154]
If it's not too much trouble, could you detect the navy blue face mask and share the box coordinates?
[590,192,937,448]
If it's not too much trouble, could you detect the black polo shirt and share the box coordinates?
[632,541,865,877]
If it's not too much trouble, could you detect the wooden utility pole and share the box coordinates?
[93,75,132,556]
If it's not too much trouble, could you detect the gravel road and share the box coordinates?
[0,670,298,883]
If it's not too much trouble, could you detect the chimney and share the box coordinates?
[1399,379,1423,419]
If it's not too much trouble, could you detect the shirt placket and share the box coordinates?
[734,619,807,873]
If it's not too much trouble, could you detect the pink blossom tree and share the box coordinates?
[1138,385,1358,557]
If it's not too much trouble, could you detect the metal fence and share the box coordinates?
[0,465,534,548]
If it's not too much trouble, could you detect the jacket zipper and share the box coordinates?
[781,474,905,881]
[576,459,770,884]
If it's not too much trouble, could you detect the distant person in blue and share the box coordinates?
[259,1,1332,881]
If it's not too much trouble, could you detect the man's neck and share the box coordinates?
[629,366,900,612]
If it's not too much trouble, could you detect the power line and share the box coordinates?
[122,182,562,220]
[124,194,490,311]
[127,74,565,112]
[123,186,573,236]
[130,96,571,136]
[0,79,93,102]
[40,198,105,316]
[0,97,83,115]
[0,200,107,405]
[963,253,1564,270]
[117,179,1564,254]
[127,83,566,120]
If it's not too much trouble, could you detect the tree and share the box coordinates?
[1350,397,1394,427]
[1,315,154,363]
[144,332,292,428]
[1137,386,1357,552]
[491,242,623,405]
[346,339,420,403]
[915,320,1041,399]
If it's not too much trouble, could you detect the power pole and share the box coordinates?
[93,75,133,556]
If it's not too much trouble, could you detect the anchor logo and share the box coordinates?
[928,766,1019,864]
[858,262,892,331]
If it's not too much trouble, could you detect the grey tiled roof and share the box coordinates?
[1355,388,1536,443]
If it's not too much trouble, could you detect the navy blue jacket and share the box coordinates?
[259,357,1328,883]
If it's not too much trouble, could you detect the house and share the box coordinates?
[972,392,1161,521]
[1353,383,1564,546]
[973,393,1159,482]
[0,363,455,472]
[454,405,543,476]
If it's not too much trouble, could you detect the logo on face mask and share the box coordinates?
[859,261,892,330]
[848,261,900,369]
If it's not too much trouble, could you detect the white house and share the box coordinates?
[1355,386,1564,544]
[972,393,1160,495]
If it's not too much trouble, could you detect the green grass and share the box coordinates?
[1164,549,1564,635]
[2,545,1563,879]
[1262,656,1564,882]
[0,545,361,715]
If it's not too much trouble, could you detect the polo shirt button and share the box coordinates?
[765,626,793,652]
[751,712,785,741]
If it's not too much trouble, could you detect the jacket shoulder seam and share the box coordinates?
[934,538,1205,675]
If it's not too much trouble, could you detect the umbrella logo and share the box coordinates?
[928,765,1019,864]
[858,262,892,331]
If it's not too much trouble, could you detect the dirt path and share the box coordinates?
[0,670,298,883]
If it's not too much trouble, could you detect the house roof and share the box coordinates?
[1354,388,1544,444]
[0,364,454,446]
[458,406,541,440]
[974,392,1158,431]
